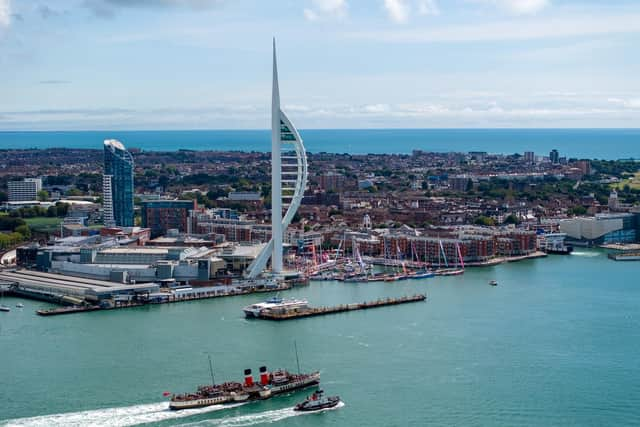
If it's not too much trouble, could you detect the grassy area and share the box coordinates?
[611,172,640,190]
[25,217,63,233]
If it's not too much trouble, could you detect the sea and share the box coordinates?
[0,129,639,159]
[1,250,640,426]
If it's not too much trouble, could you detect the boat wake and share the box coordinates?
[1,401,245,427]
[182,401,345,427]
[571,251,600,257]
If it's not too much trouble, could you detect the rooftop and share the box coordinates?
[104,139,125,151]
[100,248,169,255]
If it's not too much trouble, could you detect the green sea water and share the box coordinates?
[1,249,639,426]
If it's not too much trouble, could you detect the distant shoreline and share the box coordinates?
[0,128,639,159]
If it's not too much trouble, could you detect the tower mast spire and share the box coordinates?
[271,38,283,275]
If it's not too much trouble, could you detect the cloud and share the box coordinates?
[363,103,390,113]
[471,0,549,16]
[348,12,640,43]
[608,98,640,109]
[4,99,640,130]
[418,0,439,16]
[304,0,347,21]
[0,0,11,29]
[384,0,410,23]
[38,5,60,20]
[84,0,224,18]
[39,80,71,85]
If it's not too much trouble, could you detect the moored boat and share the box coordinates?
[489,280,498,286]
[243,296,309,318]
[405,270,435,280]
[294,390,341,412]
[0,304,10,312]
[433,268,465,276]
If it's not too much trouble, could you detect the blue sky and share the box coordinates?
[1,0,640,130]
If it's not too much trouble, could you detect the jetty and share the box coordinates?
[254,294,426,321]
[35,283,291,317]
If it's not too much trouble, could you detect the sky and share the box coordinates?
[1,0,640,130]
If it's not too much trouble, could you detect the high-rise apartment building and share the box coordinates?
[524,151,535,164]
[549,149,560,164]
[103,139,134,227]
[8,178,42,202]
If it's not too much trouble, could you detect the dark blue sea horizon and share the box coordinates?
[0,128,638,160]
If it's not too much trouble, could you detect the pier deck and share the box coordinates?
[255,294,426,320]
[35,283,291,316]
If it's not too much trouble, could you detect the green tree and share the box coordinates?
[570,205,587,216]
[503,214,520,225]
[15,224,31,239]
[474,216,496,226]
[0,216,26,231]
[37,190,49,201]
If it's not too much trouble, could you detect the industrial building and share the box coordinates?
[559,212,640,245]
[0,269,159,306]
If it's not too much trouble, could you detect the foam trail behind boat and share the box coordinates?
[182,401,345,427]
[1,401,245,427]
[570,251,600,257]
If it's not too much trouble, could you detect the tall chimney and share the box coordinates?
[259,366,269,385]
[244,368,254,387]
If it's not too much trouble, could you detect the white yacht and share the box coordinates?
[243,296,308,318]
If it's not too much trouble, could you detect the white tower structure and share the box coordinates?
[245,40,308,279]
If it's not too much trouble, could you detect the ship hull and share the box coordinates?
[169,396,231,410]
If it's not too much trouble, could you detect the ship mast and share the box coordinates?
[294,340,301,375]
[208,354,216,386]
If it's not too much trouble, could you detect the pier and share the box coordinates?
[255,294,426,321]
[35,283,291,316]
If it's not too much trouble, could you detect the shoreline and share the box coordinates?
[1,129,638,159]
[464,251,548,267]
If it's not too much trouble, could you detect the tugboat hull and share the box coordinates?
[294,399,340,412]
[294,392,341,412]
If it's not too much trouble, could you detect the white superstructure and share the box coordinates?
[242,296,309,318]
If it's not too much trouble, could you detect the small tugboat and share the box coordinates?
[489,280,498,286]
[294,390,341,412]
